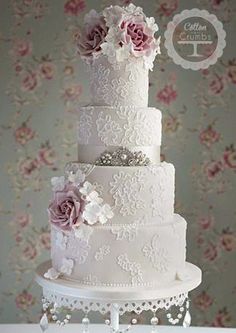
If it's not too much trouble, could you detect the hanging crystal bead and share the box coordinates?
[183,310,191,327]
[40,313,48,332]
[150,314,158,333]
[82,316,90,333]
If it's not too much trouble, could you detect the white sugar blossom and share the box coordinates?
[68,168,85,185]
[87,190,103,204]
[98,204,114,224]
[79,181,94,196]
[79,181,103,204]
[103,5,125,27]
[83,201,114,225]
[146,17,159,33]
[44,267,60,280]
[73,223,93,243]
[125,3,144,16]
[51,176,65,191]
[84,9,101,26]
[59,258,74,276]
[82,202,101,225]
[55,231,68,250]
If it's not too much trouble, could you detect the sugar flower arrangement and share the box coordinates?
[45,164,114,280]
[48,165,114,234]
[77,3,160,70]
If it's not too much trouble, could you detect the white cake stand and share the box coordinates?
[35,260,201,332]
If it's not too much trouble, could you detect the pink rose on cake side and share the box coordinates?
[48,184,84,231]
[77,9,108,57]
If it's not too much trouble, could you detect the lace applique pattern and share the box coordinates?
[96,111,122,145]
[67,232,91,264]
[111,224,138,241]
[110,170,146,216]
[117,254,143,285]
[94,245,110,262]
[142,234,170,273]
[88,54,149,107]
[82,274,100,284]
[117,107,160,146]
[77,108,93,144]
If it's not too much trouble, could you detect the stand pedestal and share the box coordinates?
[36,260,201,332]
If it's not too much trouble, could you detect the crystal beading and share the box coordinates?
[95,147,151,166]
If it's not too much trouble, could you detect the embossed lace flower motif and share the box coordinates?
[67,232,91,264]
[51,176,65,192]
[110,170,145,216]
[117,253,143,285]
[142,235,170,273]
[111,224,138,241]
[78,110,93,144]
[60,258,74,276]
[73,223,93,243]
[55,231,68,250]
[95,245,110,261]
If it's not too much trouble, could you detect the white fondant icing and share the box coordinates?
[77,106,162,164]
[51,214,186,287]
[87,56,149,107]
[70,162,175,225]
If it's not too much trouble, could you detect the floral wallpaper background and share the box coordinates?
[0,0,236,327]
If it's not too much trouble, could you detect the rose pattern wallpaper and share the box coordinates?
[0,0,236,327]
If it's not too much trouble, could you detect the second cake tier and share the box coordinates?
[77,106,162,164]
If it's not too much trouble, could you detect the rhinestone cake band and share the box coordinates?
[95,147,151,166]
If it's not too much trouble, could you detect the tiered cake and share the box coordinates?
[45,4,190,289]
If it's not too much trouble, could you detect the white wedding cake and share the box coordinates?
[44,4,195,290]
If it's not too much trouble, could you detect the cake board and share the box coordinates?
[36,260,201,332]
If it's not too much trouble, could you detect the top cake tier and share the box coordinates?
[77,4,160,107]
[87,55,149,107]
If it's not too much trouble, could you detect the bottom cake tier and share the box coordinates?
[51,214,187,288]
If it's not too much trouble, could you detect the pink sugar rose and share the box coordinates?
[78,10,108,56]
[48,184,84,231]
[119,16,157,57]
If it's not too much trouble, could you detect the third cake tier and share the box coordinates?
[66,162,175,225]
